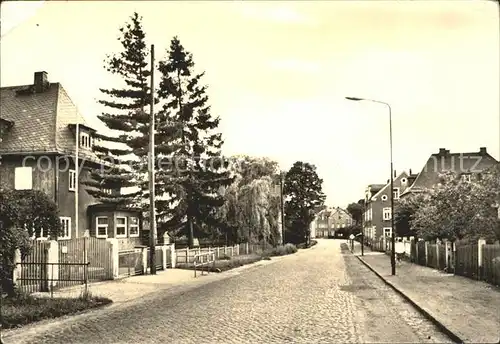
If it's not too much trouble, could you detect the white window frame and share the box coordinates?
[383,207,392,221]
[96,216,108,238]
[14,166,33,190]
[381,194,388,201]
[383,227,392,237]
[129,217,139,237]
[59,217,71,240]
[401,178,407,184]
[461,174,471,183]
[115,216,127,238]
[69,169,76,191]
[29,225,47,240]
[393,188,400,200]
[80,132,91,149]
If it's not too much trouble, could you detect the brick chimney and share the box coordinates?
[34,71,49,93]
[438,148,447,155]
[409,168,412,175]
[479,147,487,154]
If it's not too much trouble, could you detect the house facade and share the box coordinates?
[0,71,144,249]
[363,171,414,245]
[311,207,353,238]
[401,147,499,198]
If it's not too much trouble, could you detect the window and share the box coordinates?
[28,223,47,240]
[393,188,400,200]
[461,174,471,183]
[383,207,392,220]
[401,178,407,184]
[103,188,112,195]
[96,217,108,238]
[69,169,76,191]
[384,227,392,237]
[59,217,71,239]
[129,217,139,237]
[15,167,32,190]
[381,195,388,201]
[80,132,91,149]
[116,216,127,238]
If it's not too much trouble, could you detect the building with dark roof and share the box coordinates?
[0,72,144,249]
[362,171,415,247]
[401,147,498,197]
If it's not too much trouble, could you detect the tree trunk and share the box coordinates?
[188,217,194,249]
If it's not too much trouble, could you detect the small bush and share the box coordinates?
[1,292,112,329]
[262,244,298,257]
[297,240,318,249]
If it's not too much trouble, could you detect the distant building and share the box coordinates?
[310,207,353,238]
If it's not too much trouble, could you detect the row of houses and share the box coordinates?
[0,71,147,251]
[362,147,499,246]
[310,207,353,238]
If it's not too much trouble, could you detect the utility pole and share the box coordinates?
[148,44,156,275]
[360,201,364,256]
[280,171,285,245]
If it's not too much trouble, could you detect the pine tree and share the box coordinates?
[156,37,233,247]
[85,12,151,205]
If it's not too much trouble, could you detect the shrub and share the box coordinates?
[1,292,112,329]
[262,243,297,257]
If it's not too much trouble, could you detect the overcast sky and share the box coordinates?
[1,1,499,207]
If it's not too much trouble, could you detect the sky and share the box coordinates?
[1,0,499,208]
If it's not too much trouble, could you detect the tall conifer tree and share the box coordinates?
[85,12,151,205]
[156,37,233,247]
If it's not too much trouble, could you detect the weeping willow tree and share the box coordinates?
[218,156,281,246]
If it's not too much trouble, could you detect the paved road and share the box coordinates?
[3,239,452,343]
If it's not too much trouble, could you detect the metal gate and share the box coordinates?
[118,249,144,276]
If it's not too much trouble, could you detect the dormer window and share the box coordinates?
[80,132,91,149]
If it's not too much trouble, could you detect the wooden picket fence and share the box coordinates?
[175,243,262,266]
[408,239,500,286]
[16,240,51,294]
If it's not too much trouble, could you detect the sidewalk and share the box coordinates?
[355,247,500,343]
[30,254,290,304]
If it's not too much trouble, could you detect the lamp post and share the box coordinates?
[346,97,395,275]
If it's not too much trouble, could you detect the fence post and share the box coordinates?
[478,238,486,280]
[223,245,227,256]
[106,238,119,279]
[141,247,148,274]
[186,247,190,265]
[452,241,457,275]
[444,240,451,271]
[47,240,59,289]
[245,242,249,255]
[424,241,429,266]
[235,244,239,256]
[170,243,176,268]
[12,248,21,286]
[414,239,418,264]
[161,244,167,270]
[435,240,440,270]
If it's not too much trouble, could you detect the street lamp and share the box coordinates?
[346,96,396,275]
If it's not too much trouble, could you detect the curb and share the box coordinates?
[356,255,464,344]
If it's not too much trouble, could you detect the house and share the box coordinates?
[401,147,499,198]
[0,71,145,249]
[310,207,353,238]
[363,171,414,245]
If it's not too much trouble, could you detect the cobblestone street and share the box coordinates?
[2,240,452,344]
